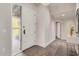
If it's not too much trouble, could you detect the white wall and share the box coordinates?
[51,20,56,43]
[0,4,11,56]
[36,5,55,47]
[61,19,76,40]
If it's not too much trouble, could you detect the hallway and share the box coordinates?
[11,3,78,56]
[22,39,77,56]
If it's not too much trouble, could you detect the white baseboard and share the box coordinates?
[44,39,55,48]
[13,38,56,56]
[37,39,55,48]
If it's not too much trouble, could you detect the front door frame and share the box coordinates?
[56,22,61,39]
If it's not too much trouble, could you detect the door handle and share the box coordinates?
[23,29,26,35]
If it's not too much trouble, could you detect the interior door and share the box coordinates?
[21,5,36,50]
[56,22,61,39]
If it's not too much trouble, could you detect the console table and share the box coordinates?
[66,36,79,56]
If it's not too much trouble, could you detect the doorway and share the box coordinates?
[56,22,61,39]
[12,4,22,55]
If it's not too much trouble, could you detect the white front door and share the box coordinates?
[21,4,36,50]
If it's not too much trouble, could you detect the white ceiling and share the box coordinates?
[48,3,76,20]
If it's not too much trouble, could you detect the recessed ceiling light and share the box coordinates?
[62,14,65,16]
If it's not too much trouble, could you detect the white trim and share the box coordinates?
[37,39,55,48]
[43,39,55,48]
